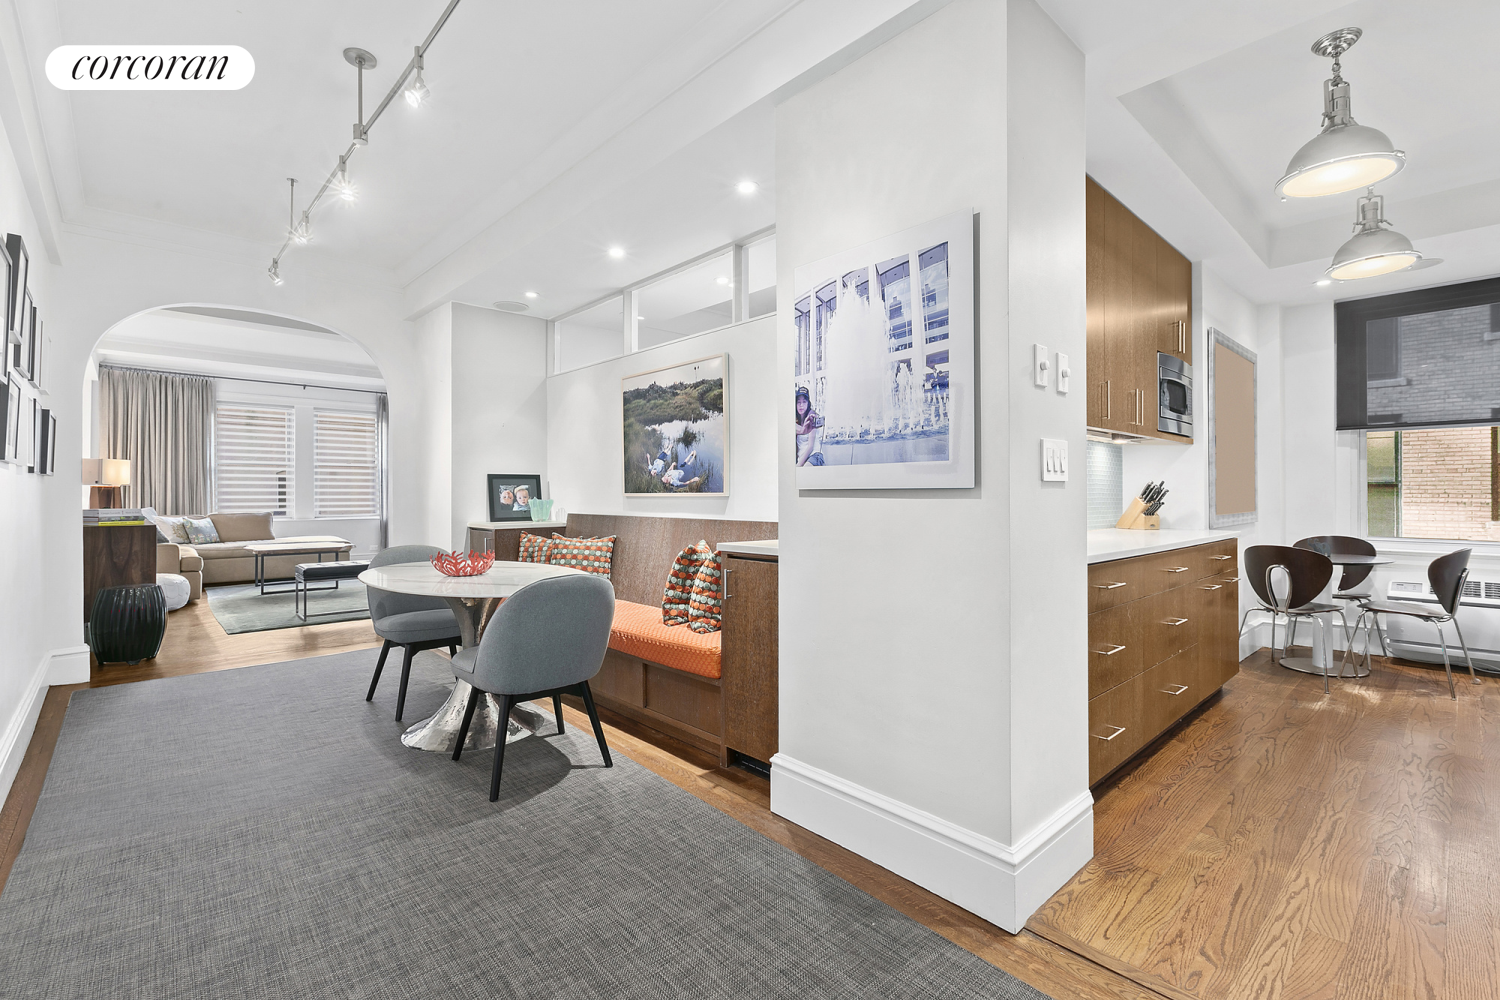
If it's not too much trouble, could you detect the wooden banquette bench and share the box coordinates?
[486,513,778,765]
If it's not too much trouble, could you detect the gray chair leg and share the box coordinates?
[366,639,394,702]
[396,645,416,722]
[1452,618,1480,685]
[1435,622,1456,700]
[1315,615,1330,693]
[1376,618,1390,657]
[1287,617,1298,651]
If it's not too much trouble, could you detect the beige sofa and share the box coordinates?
[157,512,353,593]
[157,543,205,602]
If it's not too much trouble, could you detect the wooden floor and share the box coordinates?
[1029,647,1500,1000]
[5,609,1495,1000]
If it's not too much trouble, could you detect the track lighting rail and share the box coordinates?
[269,0,463,283]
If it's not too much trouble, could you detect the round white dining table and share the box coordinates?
[358,561,588,753]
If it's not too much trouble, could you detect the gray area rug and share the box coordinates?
[205,581,371,633]
[0,650,1050,1000]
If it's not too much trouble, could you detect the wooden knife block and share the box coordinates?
[1115,497,1160,530]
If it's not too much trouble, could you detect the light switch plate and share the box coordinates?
[1056,352,1070,394]
[1033,343,1050,388]
[1041,438,1068,481]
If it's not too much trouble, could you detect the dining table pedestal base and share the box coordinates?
[400,679,552,753]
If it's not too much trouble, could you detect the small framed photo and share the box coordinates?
[4,233,25,345]
[26,396,38,472]
[38,408,55,475]
[1,372,20,463]
[28,317,43,392]
[14,291,33,381]
[486,474,543,522]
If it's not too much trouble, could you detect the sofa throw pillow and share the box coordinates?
[156,516,193,544]
[687,552,723,634]
[183,516,221,545]
[548,534,615,576]
[141,507,172,543]
[517,532,554,564]
[661,540,711,626]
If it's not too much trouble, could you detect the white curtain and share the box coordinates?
[99,366,215,515]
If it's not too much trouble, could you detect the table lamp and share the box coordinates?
[82,457,132,508]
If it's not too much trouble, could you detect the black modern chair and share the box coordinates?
[1293,535,1387,658]
[1353,548,1479,700]
[364,545,462,721]
[1241,544,1346,692]
[450,573,615,801]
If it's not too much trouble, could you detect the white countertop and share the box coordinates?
[716,539,778,558]
[467,520,568,531]
[1087,528,1238,564]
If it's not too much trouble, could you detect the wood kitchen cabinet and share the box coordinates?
[719,551,778,765]
[1086,176,1192,441]
[1087,540,1238,785]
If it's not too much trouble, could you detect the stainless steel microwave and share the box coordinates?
[1158,353,1192,437]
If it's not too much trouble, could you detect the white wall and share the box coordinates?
[545,315,776,522]
[449,303,548,548]
[0,109,63,807]
[771,0,1090,933]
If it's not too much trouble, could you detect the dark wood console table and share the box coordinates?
[83,524,157,622]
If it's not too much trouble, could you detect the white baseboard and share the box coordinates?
[0,655,51,809]
[769,753,1093,933]
[47,644,91,686]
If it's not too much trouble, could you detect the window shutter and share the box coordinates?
[314,409,379,517]
[214,404,294,514]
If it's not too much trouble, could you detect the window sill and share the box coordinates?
[1372,537,1500,561]
[1365,376,1409,388]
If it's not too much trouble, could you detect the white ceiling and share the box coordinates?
[1042,0,1500,305]
[94,308,385,390]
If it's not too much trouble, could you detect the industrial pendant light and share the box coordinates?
[1276,27,1405,199]
[1326,189,1423,280]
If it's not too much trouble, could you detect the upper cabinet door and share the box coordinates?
[1086,179,1107,429]
[1157,235,1192,365]
[1102,190,1136,433]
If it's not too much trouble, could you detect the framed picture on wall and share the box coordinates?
[14,291,33,381]
[26,312,42,390]
[486,473,543,522]
[1,372,21,464]
[790,209,976,490]
[623,354,727,496]
[5,234,26,345]
[26,396,38,473]
[38,408,55,475]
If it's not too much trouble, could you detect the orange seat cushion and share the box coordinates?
[610,600,722,679]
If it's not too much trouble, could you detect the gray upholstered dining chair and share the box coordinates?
[449,573,616,801]
[1352,547,1479,700]
[364,545,462,721]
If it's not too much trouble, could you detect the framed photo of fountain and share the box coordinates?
[792,209,974,489]
[623,354,727,496]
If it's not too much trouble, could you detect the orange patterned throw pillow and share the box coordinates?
[548,533,615,576]
[517,532,553,564]
[662,540,712,626]
[687,552,723,634]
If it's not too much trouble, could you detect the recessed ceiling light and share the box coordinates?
[524,291,538,299]
[716,276,729,285]
[1316,279,1332,286]
[736,180,758,195]
[608,246,625,259]
[492,300,530,312]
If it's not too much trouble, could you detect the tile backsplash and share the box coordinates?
[1086,441,1123,529]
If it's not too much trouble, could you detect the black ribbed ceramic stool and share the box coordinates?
[87,584,167,666]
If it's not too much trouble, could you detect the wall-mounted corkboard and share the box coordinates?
[1207,328,1257,527]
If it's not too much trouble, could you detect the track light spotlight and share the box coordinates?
[405,48,429,107]
[268,260,283,286]
[335,156,357,203]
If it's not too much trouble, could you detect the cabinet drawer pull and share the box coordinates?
[1200,584,1222,590]
[1165,566,1189,573]
[1094,725,1127,742]
[1094,581,1128,590]
[1224,576,1240,583]
[1163,617,1189,626]
[1163,683,1189,696]
[1093,644,1127,656]
[1105,379,1111,419]
[1210,554,1232,561]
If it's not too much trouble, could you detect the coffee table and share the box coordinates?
[244,540,354,595]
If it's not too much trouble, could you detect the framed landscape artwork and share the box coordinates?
[486,473,543,522]
[791,209,975,489]
[623,354,727,496]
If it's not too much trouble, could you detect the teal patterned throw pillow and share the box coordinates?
[183,517,221,545]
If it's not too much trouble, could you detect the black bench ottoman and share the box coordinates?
[294,559,370,622]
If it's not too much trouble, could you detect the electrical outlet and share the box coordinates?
[1033,343,1050,388]
[1042,438,1068,481]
